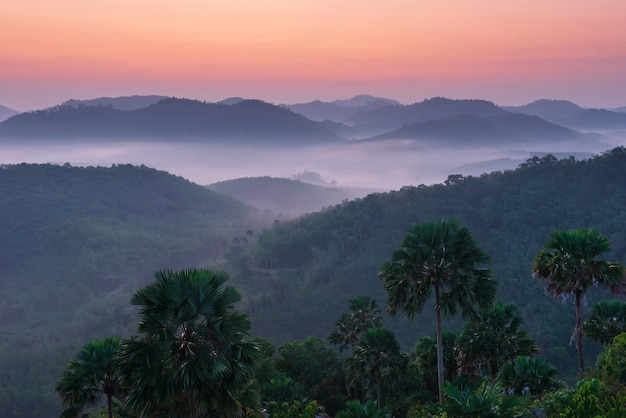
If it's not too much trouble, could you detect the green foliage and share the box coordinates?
[116,268,260,418]
[0,163,262,417]
[497,355,562,397]
[542,378,626,418]
[456,304,539,379]
[596,332,626,388]
[276,337,346,413]
[379,219,496,402]
[329,295,384,352]
[442,381,523,417]
[584,300,626,345]
[264,399,322,418]
[335,399,391,418]
[410,332,459,398]
[347,327,406,408]
[55,336,122,418]
[238,148,626,384]
[533,228,625,374]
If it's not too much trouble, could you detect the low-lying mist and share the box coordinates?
[0,136,619,191]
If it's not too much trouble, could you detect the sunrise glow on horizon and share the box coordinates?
[2,0,626,110]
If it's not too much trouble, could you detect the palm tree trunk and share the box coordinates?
[107,394,112,418]
[377,378,382,410]
[435,283,445,404]
[575,290,584,375]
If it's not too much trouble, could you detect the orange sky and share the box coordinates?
[2,0,626,110]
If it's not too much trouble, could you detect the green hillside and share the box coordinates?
[208,176,378,218]
[227,148,626,382]
[0,163,263,417]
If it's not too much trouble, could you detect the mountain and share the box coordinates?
[207,176,379,218]
[505,99,626,130]
[501,99,583,122]
[57,95,167,110]
[0,98,343,144]
[345,97,508,135]
[613,106,626,113]
[0,163,265,417]
[0,104,19,122]
[364,113,590,146]
[283,95,400,122]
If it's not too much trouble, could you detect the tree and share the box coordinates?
[410,332,459,398]
[497,355,561,397]
[584,299,626,345]
[348,327,406,409]
[276,337,345,412]
[456,303,538,379]
[442,381,522,418]
[335,399,391,418]
[116,268,260,418]
[379,219,497,403]
[55,336,122,418]
[533,228,625,375]
[329,295,384,352]
[596,332,626,388]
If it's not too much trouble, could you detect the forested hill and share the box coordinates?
[229,147,626,381]
[0,163,263,417]
[0,98,342,144]
[0,163,256,280]
[207,176,379,218]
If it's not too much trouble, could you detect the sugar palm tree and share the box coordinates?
[583,299,626,345]
[348,327,406,409]
[533,228,625,375]
[329,295,383,352]
[379,219,497,403]
[116,268,260,418]
[498,355,561,397]
[55,336,122,418]
[456,303,538,379]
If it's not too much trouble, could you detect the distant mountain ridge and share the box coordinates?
[2,94,623,148]
[283,94,400,122]
[504,99,626,130]
[0,104,19,122]
[57,95,167,110]
[365,112,588,146]
[0,98,342,144]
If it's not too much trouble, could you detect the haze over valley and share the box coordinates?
[0,94,623,194]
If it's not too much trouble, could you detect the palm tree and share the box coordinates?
[348,327,406,409]
[498,355,561,397]
[335,399,391,418]
[55,336,122,418]
[456,303,538,379]
[379,219,497,404]
[329,295,383,352]
[116,268,260,418]
[583,299,626,345]
[443,381,522,418]
[533,228,625,375]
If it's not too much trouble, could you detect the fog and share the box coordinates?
[0,136,619,191]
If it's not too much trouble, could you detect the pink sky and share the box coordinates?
[2,0,626,111]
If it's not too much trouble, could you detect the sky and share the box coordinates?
[2,0,626,111]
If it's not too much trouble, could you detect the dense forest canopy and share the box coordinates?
[227,148,626,383]
[0,163,263,417]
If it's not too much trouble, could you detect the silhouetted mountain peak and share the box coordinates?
[331,94,400,108]
[503,99,583,121]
